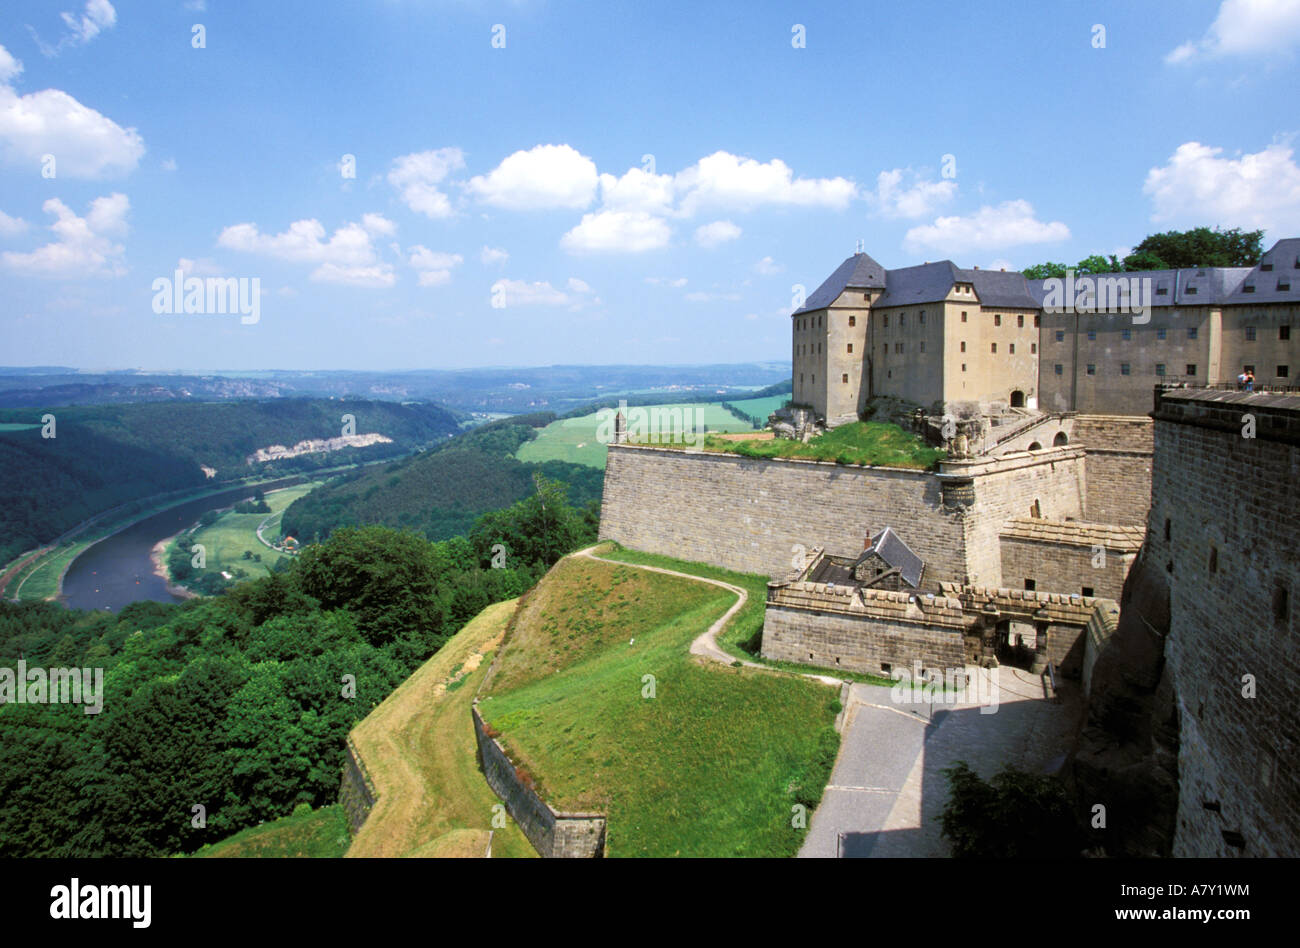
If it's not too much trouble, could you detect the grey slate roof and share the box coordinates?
[1223,238,1300,305]
[853,526,924,589]
[794,252,888,315]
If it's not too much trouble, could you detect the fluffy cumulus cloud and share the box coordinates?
[2,192,128,277]
[387,148,465,219]
[490,278,582,306]
[869,168,957,219]
[561,209,671,253]
[408,246,463,286]
[694,220,741,248]
[30,1,117,56]
[0,43,145,178]
[674,152,857,215]
[903,200,1070,255]
[217,215,395,287]
[1167,0,1300,63]
[1143,141,1300,233]
[597,167,675,215]
[467,144,598,210]
[0,209,26,236]
[480,245,509,265]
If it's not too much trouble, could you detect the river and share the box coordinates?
[61,477,305,612]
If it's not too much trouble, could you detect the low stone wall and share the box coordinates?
[1071,415,1154,526]
[339,737,377,835]
[999,518,1143,601]
[471,703,606,858]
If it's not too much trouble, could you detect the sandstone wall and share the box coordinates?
[1148,391,1300,857]
[1072,415,1154,525]
[999,534,1136,600]
[471,704,605,858]
[339,737,377,835]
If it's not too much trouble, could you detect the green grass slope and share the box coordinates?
[477,554,840,857]
[191,804,350,858]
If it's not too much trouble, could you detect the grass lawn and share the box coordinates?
[478,554,840,857]
[701,420,945,470]
[596,546,898,687]
[516,402,755,470]
[190,804,350,858]
[346,598,535,858]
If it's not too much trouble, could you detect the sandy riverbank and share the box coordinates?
[150,538,199,600]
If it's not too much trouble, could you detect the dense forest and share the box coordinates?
[280,413,604,544]
[0,476,596,857]
[0,399,461,565]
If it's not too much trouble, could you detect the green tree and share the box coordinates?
[1126,226,1264,269]
[939,761,1082,858]
[1021,262,1069,280]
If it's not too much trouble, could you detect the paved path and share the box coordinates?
[800,667,1080,857]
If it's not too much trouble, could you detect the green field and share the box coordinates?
[478,553,840,857]
[516,403,755,470]
[191,804,351,858]
[168,482,321,584]
[725,395,788,423]
[702,420,945,470]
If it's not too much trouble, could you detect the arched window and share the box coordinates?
[1053,431,1069,446]
[1028,441,1042,451]
[1010,390,1026,408]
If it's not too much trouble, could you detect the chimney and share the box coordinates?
[863,531,872,552]
[973,265,980,270]
[1000,267,1006,272]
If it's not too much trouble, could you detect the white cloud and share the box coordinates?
[675,151,857,215]
[645,275,687,287]
[217,218,378,266]
[184,1,207,11]
[361,212,396,236]
[0,210,27,236]
[753,255,782,275]
[561,210,671,253]
[467,144,598,210]
[409,245,463,286]
[903,200,1070,255]
[869,168,957,219]
[685,290,742,302]
[161,157,178,172]
[30,1,117,56]
[694,220,742,248]
[2,192,128,277]
[387,148,465,219]
[1143,141,1300,233]
[177,256,223,277]
[597,167,675,215]
[1166,0,1300,63]
[481,245,509,265]
[0,43,145,178]
[311,263,396,288]
[491,278,571,306]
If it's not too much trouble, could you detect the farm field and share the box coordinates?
[166,482,321,582]
[478,552,840,857]
[516,402,754,470]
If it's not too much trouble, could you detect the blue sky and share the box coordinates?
[2,0,1299,371]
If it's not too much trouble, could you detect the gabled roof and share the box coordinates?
[794,252,888,314]
[1223,238,1300,305]
[870,260,961,308]
[853,526,924,589]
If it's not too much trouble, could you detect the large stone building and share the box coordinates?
[795,238,1300,422]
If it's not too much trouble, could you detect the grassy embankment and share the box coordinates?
[191,804,351,858]
[700,420,945,469]
[477,553,841,857]
[345,599,535,858]
[515,402,753,470]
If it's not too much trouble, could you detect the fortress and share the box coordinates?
[597,246,1300,858]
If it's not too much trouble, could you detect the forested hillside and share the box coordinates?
[0,399,460,565]
[0,478,596,857]
[280,413,604,543]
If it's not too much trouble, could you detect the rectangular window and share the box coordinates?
[1157,285,1168,296]
[1024,579,1036,591]
[847,343,853,353]
[1031,343,1037,354]
[961,363,967,372]
[1120,363,1130,376]
[900,314,906,326]
[994,314,1002,326]
[1156,363,1166,376]
[1244,284,1256,293]
[1279,365,1290,378]
[883,315,889,327]
[991,342,997,353]
[1086,364,1096,376]
[1246,327,1257,341]
[1188,327,1198,339]
[1034,314,1040,328]
[848,315,856,327]
[919,311,926,323]
[1281,326,1291,340]
[1186,286,1198,295]
[1009,343,1016,354]
[1017,314,1024,328]
[1186,364,1197,376]
[1262,262,1274,272]
[1054,364,1063,375]
[1122,328,1131,340]
[1157,328,1167,340]
[842,373,849,383]
[1280,280,1292,291]
[960,340,966,352]
[961,311,968,322]
[1055,330,1064,342]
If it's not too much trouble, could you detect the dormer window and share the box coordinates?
[1244,284,1256,293]
[1186,285,1197,294]
[1261,263,1274,271]
[1156,284,1168,296]
[1280,280,1292,291]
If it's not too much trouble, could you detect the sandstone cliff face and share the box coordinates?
[1068,551,1179,857]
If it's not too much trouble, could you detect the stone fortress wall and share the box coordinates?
[1145,389,1299,857]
